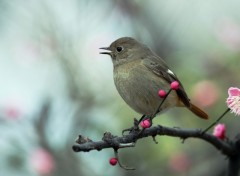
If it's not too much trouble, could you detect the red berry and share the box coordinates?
[171,81,180,90]
[109,158,118,166]
[140,119,151,128]
[158,90,166,98]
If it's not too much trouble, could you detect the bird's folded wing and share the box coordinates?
[142,57,191,107]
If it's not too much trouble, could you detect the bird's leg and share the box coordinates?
[122,118,140,136]
[137,89,173,136]
[122,114,153,136]
[123,89,172,136]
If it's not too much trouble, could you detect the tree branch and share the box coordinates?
[72,125,237,156]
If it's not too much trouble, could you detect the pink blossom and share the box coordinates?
[226,87,240,116]
[5,107,21,119]
[30,148,55,175]
[215,18,240,51]
[191,80,219,108]
[168,152,191,173]
[2,98,24,120]
[140,119,151,129]
[213,124,226,140]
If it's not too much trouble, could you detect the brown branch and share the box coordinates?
[72,125,238,156]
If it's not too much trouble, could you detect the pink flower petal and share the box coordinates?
[226,98,233,105]
[226,87,240,116]
[228,87,240,96]
[213,124,226,140]
[30,148,55,174]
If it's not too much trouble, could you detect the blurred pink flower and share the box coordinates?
[191,80,219,108]
[2,98,23,120]
[5,106,21,119]
[215,18,240,51]
[168,152,191,173]
[30,148,55,175]
[213,124,226,140]
[226,87,240,116]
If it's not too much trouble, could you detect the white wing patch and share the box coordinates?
[167,69,175,76]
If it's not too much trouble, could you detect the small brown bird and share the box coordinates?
[100,37,208,120]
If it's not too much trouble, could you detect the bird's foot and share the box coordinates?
[136,115,155,137]
[122,118,140,136]
[122,114,154,137]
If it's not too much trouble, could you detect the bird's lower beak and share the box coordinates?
[99,47,112,55]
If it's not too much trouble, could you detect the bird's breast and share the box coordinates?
[113,61,179,115]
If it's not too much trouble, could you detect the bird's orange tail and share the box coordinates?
[189,103,208,119]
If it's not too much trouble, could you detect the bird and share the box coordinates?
[100,37,208,121]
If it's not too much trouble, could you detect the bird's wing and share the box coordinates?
[142,56,191,107]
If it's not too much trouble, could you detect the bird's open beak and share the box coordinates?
[99,47,112,55]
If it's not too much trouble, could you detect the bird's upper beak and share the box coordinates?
[99,47,112,55]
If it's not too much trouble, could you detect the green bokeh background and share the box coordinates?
[0,1,240,176]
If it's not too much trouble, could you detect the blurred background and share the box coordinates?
[0,0,240,176]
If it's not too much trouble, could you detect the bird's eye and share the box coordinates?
[116,46,123,52]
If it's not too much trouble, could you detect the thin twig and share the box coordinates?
[151,89,172,120]
[203,108,230,133]
[114,149,135,170]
